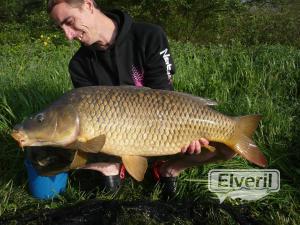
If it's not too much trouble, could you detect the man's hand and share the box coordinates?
[181,138,209,155]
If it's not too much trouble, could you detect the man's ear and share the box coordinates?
[84,0,94,13]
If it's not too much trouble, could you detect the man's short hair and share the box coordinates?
[47,0,97,13]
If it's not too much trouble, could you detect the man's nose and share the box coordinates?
[62,26,76,40]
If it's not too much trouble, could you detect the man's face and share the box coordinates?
[51,1,97,46]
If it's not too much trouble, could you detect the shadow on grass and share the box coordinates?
[0,198,261,225]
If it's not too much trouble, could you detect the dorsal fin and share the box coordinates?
[177,92,218,106]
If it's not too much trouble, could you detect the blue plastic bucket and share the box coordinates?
[24,159,68,200]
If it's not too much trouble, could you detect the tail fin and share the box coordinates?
[228,115,268,167]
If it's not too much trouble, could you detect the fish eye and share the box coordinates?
[36,114,44,123]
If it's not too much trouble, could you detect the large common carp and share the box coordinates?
[11,86,267,180]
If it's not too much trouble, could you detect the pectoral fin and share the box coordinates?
[121,155,148,181]
[66,135,106,153]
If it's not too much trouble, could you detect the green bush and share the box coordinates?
[97,0,300,46]
[0,0,299,46]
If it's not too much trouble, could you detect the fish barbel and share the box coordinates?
[11,86,267,180]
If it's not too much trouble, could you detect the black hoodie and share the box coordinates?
[69,9,175,90]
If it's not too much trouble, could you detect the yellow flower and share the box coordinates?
[44,41,48,46]
[40,34,44,38]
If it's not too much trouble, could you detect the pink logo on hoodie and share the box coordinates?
[131,65,144,87]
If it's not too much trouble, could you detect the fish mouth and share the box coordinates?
[11,128,73,148]
[11,130,54,148]
[11,129,30,149]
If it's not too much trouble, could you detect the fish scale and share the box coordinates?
[69,87,235,156]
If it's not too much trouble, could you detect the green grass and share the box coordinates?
[0,40,299,224]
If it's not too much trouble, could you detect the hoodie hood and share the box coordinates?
[105,9,133,46]
[86,9,133,52]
